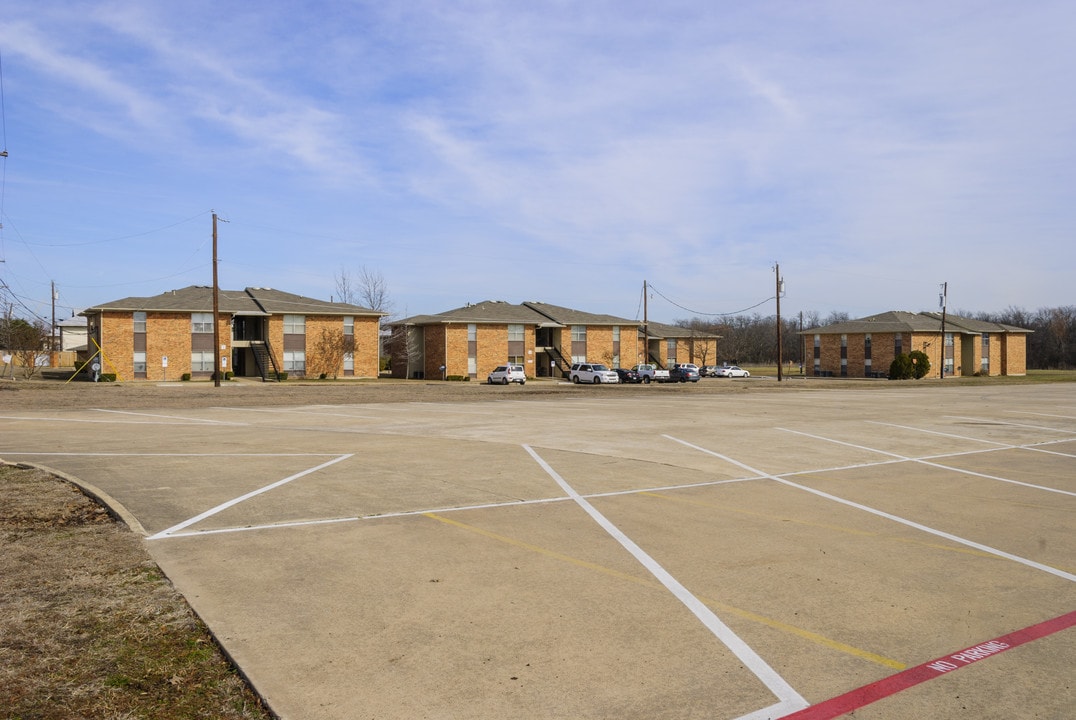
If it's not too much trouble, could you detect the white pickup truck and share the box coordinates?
[631,363,670,383]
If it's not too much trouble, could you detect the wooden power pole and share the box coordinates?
[212,213,221,388]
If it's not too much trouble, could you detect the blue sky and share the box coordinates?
[1,1,1073,326]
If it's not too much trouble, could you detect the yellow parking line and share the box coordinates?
[424,512,906,670]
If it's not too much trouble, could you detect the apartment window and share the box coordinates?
[343,352,354,372]
[895,335,903,355]
[508,355,524,364]
[133,311,146,333]
[571,354,586,364]
[283,350,306,372]
[468,324,477,341]
[192,313,213,334]
[284,315,305,335]
[191,350,214,372]
[507,324,524,341]
[343,316,354,336]
[981,333,990,373]
[612,353,621,367]
[571,325,586,342]
[612,326,621,341]
[667,339,677,365]
[133,351,147,376]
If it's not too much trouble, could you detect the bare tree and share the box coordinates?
[357,266,392,315]
[335,265,393,314]
[333,266,358,305]
[308,326,354,379]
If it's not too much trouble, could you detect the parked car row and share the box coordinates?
[488,362,751,386]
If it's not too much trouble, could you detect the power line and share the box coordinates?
[647,283,775,318]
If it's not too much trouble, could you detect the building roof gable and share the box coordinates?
[82,286,383,317]
[522,301,637,327]
[806,310,1032,335]
[395,300,559,326]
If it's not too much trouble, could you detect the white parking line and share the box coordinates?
[779,428,1076,498]
[147,454,354,540]
[94,409,248,425]
[665,436,1076,584]
[524,444,809,716]
[945,415,1076,435]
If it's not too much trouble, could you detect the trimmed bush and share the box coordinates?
[908,350,931,379]
[889,354,913,380]
[445,375,470,382]
[181,373,191,381]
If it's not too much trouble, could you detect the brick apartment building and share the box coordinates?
[80,286,384,381]
[802,311,1030,378]
[388,300,720,380]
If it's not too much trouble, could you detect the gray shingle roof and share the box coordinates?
[82,286,383,317]
[642,320,722,339]
[522,301,638,327]
[804,311,1031,335]
[394,300,560,326]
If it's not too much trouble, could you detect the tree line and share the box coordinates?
[675,306,1076,370]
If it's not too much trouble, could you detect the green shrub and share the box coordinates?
[224,371,234,380]
[100,374,117,382]
[181,373,191,381]
[445,375,470,382]
[889,354,913,380]
[908,350,931,379]
[276,372,288,381]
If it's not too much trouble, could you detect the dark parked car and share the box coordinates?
[669,364,700,382]
[614,367,643,384]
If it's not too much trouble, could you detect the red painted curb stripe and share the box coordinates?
[779,610,1076,720]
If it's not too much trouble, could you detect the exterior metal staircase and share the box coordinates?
[251,340,282,381]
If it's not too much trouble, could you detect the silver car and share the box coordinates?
[569,363,619,384]
[487,364,526,385]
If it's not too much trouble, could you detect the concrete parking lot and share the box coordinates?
[2,381,1073,719]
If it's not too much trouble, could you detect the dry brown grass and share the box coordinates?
[0,464,273,720]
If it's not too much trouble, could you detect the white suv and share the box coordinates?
[569,363,619,384]
[487,364,526,385]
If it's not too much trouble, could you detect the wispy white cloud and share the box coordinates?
[2,0,1074,319]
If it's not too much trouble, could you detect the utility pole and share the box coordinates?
[50,281,57,368]
[212,213,221,388]
[642,280,649,365]
[775,263,783,382]
[799,310,804,376]
[939,281,948,379]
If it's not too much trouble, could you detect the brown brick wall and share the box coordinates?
[423,326,446,379]
[99,313,135,379]
[352,317,381,377]
[1000,334,1027,375]
[475,325,505,378]
[96,311,380,381]
[683,338,718,367]
[445,324,468,377]
[147,312,195,380]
